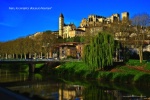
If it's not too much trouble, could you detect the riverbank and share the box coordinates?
[53,59,150,85]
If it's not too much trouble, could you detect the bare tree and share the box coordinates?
[106,20,133,61]
[131,13,150,63]
[41,31,57,58]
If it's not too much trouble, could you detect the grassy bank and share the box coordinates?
[55,59,150,85]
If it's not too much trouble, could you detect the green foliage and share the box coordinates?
[95,70,150,84]
[133,73,150,83]
[83,32,114,71]
[62,36,84,42]
[112,73,134,83]
[83,85,114,100]
[43,30,52,34]
[34,73,43,80]
[35,64,44,68]
[95,71,135,83]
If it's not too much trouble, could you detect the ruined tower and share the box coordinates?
[122,12,129,22]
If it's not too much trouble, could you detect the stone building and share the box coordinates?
[69,29,85,37]
[55,42,84,59]
[122,12,129,22]
[59,13,84,38]
[79,12,129,28]
[58,12,129,38]
[63,23,76,38]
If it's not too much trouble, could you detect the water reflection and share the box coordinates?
[59,84,84,100]
[0,70,28,83]
[0,70,150,100]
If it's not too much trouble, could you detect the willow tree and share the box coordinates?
[83,32,114,71]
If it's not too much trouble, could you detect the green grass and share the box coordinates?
[56,62,91,78]
[145,62,150,70]
[126,59,146,66]
[118,66,145,74]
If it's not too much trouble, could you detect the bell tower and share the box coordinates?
[59,13,64,37]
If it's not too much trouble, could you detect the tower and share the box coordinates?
[59,13,64,37]
[122,12,129,22]
[110,14,120,23]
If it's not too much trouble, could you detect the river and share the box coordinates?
[0,69,150,100]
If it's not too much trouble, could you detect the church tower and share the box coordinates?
[59,13,64,37]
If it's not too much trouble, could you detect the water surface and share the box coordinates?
[0,69,150,100]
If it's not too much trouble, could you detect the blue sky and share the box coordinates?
[0,0,150,42]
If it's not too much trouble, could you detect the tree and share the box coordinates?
[106,20,133,61]
[131,13,150,63]
[0,30,59,59]
[41,31,57,58]
[83,32,114,71]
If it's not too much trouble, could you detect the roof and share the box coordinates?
[74,29,85,32]
[60,13,64,18]
[64,23,75,27]
[54,42,84,47]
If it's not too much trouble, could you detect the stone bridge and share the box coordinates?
[0,59,81,73]
[0,59,62,73]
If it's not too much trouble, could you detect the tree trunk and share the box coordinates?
[40,52,42,58]
[29,53,31,58]
[16,54,18,59]
[5,53,7,59]
[24,53,26,59]
[139,46,143,63]
[12,54,14,59]
[46,52,48,59]
[21,54,22,59]
[34,53,36,59]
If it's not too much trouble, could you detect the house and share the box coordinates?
[55,42,84,59]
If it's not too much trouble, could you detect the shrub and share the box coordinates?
[133,73,150,84]
[97,72,113,81]
[110,73,134,83]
